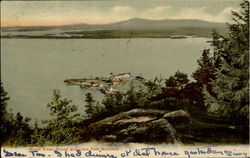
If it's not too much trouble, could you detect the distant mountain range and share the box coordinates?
[1,18,227,38]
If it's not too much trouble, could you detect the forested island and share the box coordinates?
[0,0,249,146]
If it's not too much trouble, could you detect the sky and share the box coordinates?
[1,0,241,27]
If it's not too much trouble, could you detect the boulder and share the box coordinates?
[78,108,177,143]
[116,118,177,143]
[164,110,192,131]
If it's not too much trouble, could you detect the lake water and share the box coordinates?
[1,38,210,121]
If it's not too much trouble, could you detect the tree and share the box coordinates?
[211,29,223,68]
[10,112,33,146]
[151,71,190,110]
[204,0,249,122]
[0,82,10,144]
[193,49,215,87]
[165,71,189,89]
[144,77,163,98]
[47,90,79,120]
[84,93,107,119]
[101,84,150,116]
[0,82,9,120]
[187,49,216,109]
[165,72,190,110]
[165,76,177,88]
[85,92,95,118]
[42,90,80,144]
[123,84,138,110]
[0,82,34,146]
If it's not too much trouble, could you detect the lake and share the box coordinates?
[1,38,211,121]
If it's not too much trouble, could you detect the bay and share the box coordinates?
[1,38,210,121]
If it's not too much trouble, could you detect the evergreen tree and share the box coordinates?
[204,0,249,122]
[102,92,123,112]
[0,82,39,146]
[144,77,163,97]
[10,112,33,146]
[187,49,216,109]
[43,90,80,144]
[151,71,190,110]
[124,84,138,109]
[193,49,215,87]
[0,82,10,144]
[0,82,9,120]
[211,29,223,68]
[165,71,189,89]
[165,76,177,88]
[85,92,95,118]
[101,85,149,116]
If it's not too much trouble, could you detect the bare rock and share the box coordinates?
[78,108,177,143]
[164,110,192,131]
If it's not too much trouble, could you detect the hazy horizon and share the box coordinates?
[1,17,228,28]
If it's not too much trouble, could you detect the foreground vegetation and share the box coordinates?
[0,0,249,146]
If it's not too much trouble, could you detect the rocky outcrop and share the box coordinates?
[164,110,191,131]
[78,109,191,143]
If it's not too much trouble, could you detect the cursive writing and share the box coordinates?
[54,150,81,157]
[120,148,179,157]
[85,150,117,158]
[184,146,248,158]
[53,150,117,158]
[29,151,46,157]
[1,146,248,158]
[3,149,27,157]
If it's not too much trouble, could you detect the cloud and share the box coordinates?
[112,6,133,12]
[170,7,239,22]
[172,7,215,21]
[112,6,135,17]
[218,7,239,22]
[143,5,172,19]
[108,6,136,22]
[141,5,238,23]
[150,6,172,13]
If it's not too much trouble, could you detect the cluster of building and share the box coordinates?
[108,73,132,80]
[64,73,132,94]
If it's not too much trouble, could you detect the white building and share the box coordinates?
[110,73,132,80]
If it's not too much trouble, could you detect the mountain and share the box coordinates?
[1,18,227,38]
[2,18,226,31]
[108,18,226,30]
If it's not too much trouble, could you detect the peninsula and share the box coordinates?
[64,73,146,94]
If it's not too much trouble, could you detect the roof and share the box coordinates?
[112,73,131,77]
